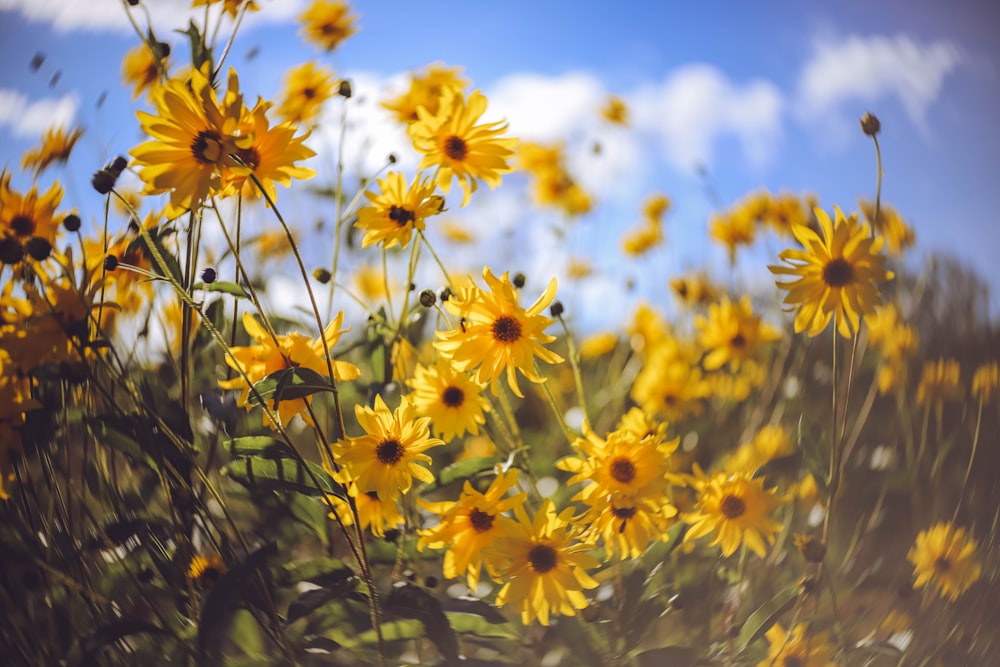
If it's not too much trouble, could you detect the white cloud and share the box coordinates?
[631,64,784,173]
[796,33,961,128]
[0,0,305,34]
[0,89,79,138]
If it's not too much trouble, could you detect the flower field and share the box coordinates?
[1,2,998,665]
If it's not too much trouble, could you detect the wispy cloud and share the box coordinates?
[796,33,961,130]
[0,89,78,138]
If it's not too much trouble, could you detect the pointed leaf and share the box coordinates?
[225,436,293,459]
[195,280,249,298]
[223,456,346,498]
[386,584,459,664]
[737,582,804,651]
[247,367,335,409]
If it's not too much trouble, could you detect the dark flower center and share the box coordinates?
[444,135,468,161]
[822,257,855,288]
[191,130,223,164]
[611,505,637,520]
[303,87,316,99]
[376,438,404,464]
[720,494,746,519]
[609,457,636,484]
[663,393,678,407]
[528,544,557,573]
[198,566,221,586]
[9,215,35,237]
[783,657,804,667]
[468,508,494,532]
[366,491,380,500]
[934,556,952,573]
[730,333,746,349]
[388,205,415,227]
[235,146,260,171]
[491,315,522,343]
[442,386,465,407]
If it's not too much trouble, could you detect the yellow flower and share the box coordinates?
[682,468,785,557]
[866,304,918,361]
[722,424,795,474]
[435,267,563,398]
[599,94,629,125]
[417,468,525,589]
[566,256,593,280]
[130,67,234,217]
[406,360,490,441]
[332,395,444,502]
[354,171,443,249]
[916,357,962,409]
[695,295,780,371]
[972,361,999,404]
[581,491,676,561]
[488,499,599,626]
[191,0,259,19]
[0,375,40,499]
[20,125,84,176]
[298,0,358,52]
[631,353,707,422]
[0,171,65,245]
[274,61,337,127]
[323,486,404,537]
[621,221,663,256]
[710,210,756,264]
[188,553,227,587]
[121,42,168,100]
[382,63,467,125]
[531,169,592,217]
[578,331,618,359]
[218,311,360,429]
[859,198,915,256]
[438,219,474,244]
[517,141,564,175]
[670,273,719,308]
[758,623,839,667]
[409,89,517,206]
[769,206,894,339]
[907,522,981,601]
[642,192,671,222]
[760,192,813,238]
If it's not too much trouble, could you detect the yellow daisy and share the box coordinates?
[0,171,65,245]
[972,361,999,404]
[682,468,785,558]
[583,491,677,561]
[188,553,227,587]
[417,468,525,589]
[695,295,780,371]
[859,198,915,256]
[409,89,517,206]
[332,394,444,502]
[916,358,963,410]
[435,267,563,398]
[488,499,599,626]
[323,485,404,538]
[274,61,337,127]
[630,353,707,423]
[20,125,84,176]
[599,94,629,125]
[406,360,490,442]
[121,41,168,100]
[354,171,443,249]
[710,209,756,265]
[382,62,467,125]
[907,522,981,601]
[769,206,894,339]
[758,623,839,667]
[298,0,358,52]
[670,273,720,308]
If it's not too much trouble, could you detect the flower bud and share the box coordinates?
[103,255,119,271]
[63,213,81,232]
[418,289,436,308]
[549,301,564,317]
[200,267,217,284]
[91,169,116,195]
[860,112,881,137]
[338,80,352,98]
[24,236,52,261]
[512,272,526,288]
[312,267,332,284]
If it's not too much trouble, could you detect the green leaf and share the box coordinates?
[177,19,213,76]
[277,557,354,589]
[737,582,803,651]
[423,456,504,492]
[225,436,293,459]
[247,367,335,409]
[286,493,330,544]
[194,281,249,298]
[385,584,459,664]
[138,225,183,285]
[223,456,346,498]
[446,612,518,639]
[287,588,340,625]
[72,620,172,665]
[85,417,157,469]
[442,597,508,624]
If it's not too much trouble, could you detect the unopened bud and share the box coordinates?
[418,289,436,308]
[63,213,81,232]
[313,267,332,284]
[860,112,881,137]
[24,236,52,261]
[549,301,564,317]
[338,80,352,98]
[512,272,526,288]
[200,267,217,284]
[103,255,119,271]
[91,169,116,195]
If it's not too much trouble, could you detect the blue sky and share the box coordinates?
[0,0,998,329]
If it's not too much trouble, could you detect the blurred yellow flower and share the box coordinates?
[578,331,618,359]
[0,171,65,245]
[859,198,915,256]
[275,61,337,127]
[435,267,563,398]
[20,125,84,176]
[908,522,981,601]
[355,171,443,249]
[622,222,662,256]
[683,468,784,557]
[333,394,443,502]
[382,62,467,125]
[599,94,629,125]
[758,623,838,667]
[631,352,707,422]
[188,553,227,588]
[770,206,894,339]
[323,486,404,537]
[695,295,780,371]
[971,361,998,404]
[417,468,525,589]
[299,0,358,52]
[710,209,755,264]
[670,273,719,308]
[916,357,962,409]
[409,89,516,206]
[488,499,599,626]
[121,42,168,100]
[192,0,259,18]
[438,219,474,244]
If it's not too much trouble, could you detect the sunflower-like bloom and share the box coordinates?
[298,0,358,52]
[121,42,168,100]
[0,171,65,246]
[223,97,316,202]
[406,360,490,441]
[435,267,563,397]
[907,522,981,601]
[409,89,516,206]
[758,623,839,667]
[916,357,963,411]
[670,273,720,308]
[859,198,915,256]
[323,485,404,537]
[599,94,629,125]
[487,499,599,626]
[630,351,708,422]
[972,361,999,404]
[354,171,444,249]
[769,206,894,339]
[218,311,360,429]
[578,332,618,359]
[417,468,526,589]
[682,468,785,558]
[332,395,444,502]
[131,67,235,217]
[275,61,337,127]
[382,62,467,125]
[188,553,227,588]
[583,491,676,561]
[696,295,780,371]
[21,125,84,176]
[866,304,918,361]
[710,209,756,265]
[722,424,795,475]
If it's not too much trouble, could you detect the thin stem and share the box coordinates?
[952,398,984,524]
[557,313,590,427]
